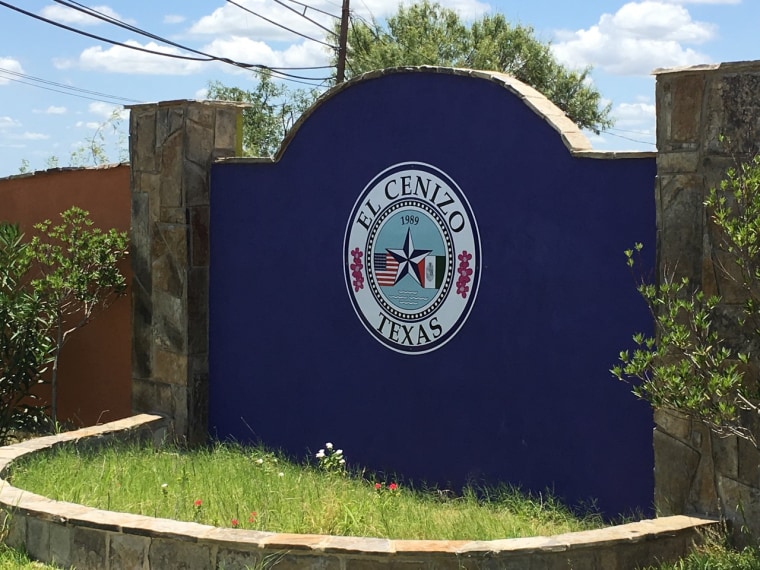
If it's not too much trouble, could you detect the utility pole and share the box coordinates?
[336,0,350,83]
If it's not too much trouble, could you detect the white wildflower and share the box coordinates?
[339,459,346,465]
[278,472,284,477]
[316,450,325,458]
[336,449,343,455]
[325,442,333,450]
[255,458,264,464]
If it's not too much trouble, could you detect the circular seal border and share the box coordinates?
[343,162,481,355]
[366,199,454,321]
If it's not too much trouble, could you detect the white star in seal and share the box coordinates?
[387,229,431,286]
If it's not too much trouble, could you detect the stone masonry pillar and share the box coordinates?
[128,100,244,444]
[654,61,760,536]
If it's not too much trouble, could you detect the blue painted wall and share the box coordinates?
[209,70,656,517]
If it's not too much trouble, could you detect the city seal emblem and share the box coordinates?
[344,162,481,354]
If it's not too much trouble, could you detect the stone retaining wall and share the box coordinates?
[0,415,718,569]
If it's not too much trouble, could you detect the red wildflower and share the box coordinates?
[374,483,382,490]
[231,518,239,528]
[389,483,398,491]
[194,499,202,507]
[249,512,257,523]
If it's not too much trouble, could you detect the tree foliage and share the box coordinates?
[337,1,612,133]
[0,223,53,442]
[207,72,316,157]
[206,2,614,155]
[0,208,128,442]
[28,207,129,423]
[613,155,760,446]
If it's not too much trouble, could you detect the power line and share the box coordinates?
[608,126,655,137]
[0,1,333,82]
[601,129,656,146]
[0,67,140,103]
[224,0,336,49]
[273,0,337,37]
[0,73,139,105]
[54,0,334,72]
[281,0,339,20]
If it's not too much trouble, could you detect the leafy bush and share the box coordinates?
[0,208,128,442]
[28,207,128,422]
[612,245,753,442]
[613,154,760,446]
[0,223,53,442]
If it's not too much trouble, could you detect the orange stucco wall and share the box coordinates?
[0,165,132,426]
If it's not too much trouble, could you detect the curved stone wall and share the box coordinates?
[0,416,717,569]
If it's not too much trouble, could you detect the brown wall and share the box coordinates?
[0,165,132,426]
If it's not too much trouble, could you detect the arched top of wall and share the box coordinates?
[245,66,653,163]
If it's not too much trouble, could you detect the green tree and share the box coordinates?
[337,1,612,133]
[28,207,129,423]
[207,71,317,157]
[206,2,613,154]
[0,223,53,443]
[69,109,128,167]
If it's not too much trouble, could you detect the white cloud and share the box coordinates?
[34,106,67,115]
[0,123,50,140]
[58,41,204,75]
[163,14,186,25]
[614,101,656,127]
[665,0,739,3]
[189,1,334,42]
[189,0,488,44]
[203,36,330,71]
[0,116,21,130]
[352,0,490,20]
[0,57,24,85]
[17,132,49,141]
[588,99,656,150]
[75,121,102,130]
[39,4,133,26]
[552,1,714,76]
[88,101,126,119]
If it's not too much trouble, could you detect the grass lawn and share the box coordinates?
[7,440,760,569]
[9,440,604,541]
[0,544,62,569]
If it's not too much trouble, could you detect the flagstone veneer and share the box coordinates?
[127,100,246,444]
[654,60,760,539]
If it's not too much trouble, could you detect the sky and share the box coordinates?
[0,0,756,177]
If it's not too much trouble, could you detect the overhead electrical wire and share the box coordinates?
[53,0,334,72]
[272,0,337,37]
[224,0,336,49]
[0,0,334,83]
[0,74,138,104]
[0,67,141,103]
[601,129,656,146]
[281,0,339,20]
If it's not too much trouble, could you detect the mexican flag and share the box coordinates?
[418,255,446,289]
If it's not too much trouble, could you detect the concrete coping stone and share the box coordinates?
[653,60,760,76]
[0,414,721,564]
[124,99,251,110]
[272,66,600,160]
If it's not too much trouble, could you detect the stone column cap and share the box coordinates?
[653,59,760,76]
[125,99,251,111]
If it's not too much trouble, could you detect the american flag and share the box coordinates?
[374,252,398,286]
